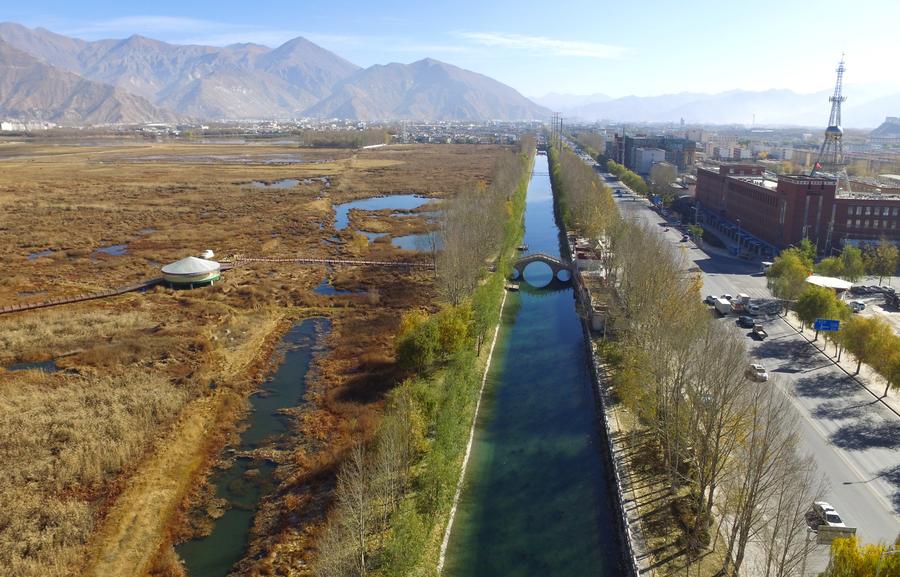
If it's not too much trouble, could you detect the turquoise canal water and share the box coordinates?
[443,154,622,576]
[176,317,330,577]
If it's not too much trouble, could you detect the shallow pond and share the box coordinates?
[249,179,300,189]
[333,194,430,230]
[94,244,128,257]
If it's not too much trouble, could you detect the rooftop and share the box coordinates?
[733,175,778,191]
[161,256,221,276]
[806,275,852,291]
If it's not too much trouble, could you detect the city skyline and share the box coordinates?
[5,0,900,100]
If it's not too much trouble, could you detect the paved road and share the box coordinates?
[609,185,900,551]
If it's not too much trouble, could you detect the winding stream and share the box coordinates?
[176,317,330,577]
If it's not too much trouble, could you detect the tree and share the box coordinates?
[865,238,899,284]
[650,162,677,196]
[822,535,900,576]
[795,285,841,335]
[815,256,845,278]
[767,250,812,307]
[841,316,895,375]
[688,224,704,242]
[334,443,374,576]
[841,245,866,282]
[395,312,440,372]
[798,238,817,269]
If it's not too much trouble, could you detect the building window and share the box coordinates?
[857,206,864,215]
[864,219,870,228]
[874,220,880,228]
[894,221,898,229]
[846,219,853,228]
[865,206,871,215]
[885,220,889,229]
[856,219,862,228]
[848,205,855,215]
[894,207,899,216]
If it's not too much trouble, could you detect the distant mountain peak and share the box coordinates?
[0,37,182,124]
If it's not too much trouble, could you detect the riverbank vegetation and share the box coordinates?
[312,138,534,577]
[549,143,828,576]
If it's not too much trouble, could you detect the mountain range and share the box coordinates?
[538,88,900,129]
[0,22,548,124]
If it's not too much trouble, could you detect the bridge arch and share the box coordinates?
[512,253,573,286]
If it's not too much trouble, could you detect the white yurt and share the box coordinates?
[161,256,221,288]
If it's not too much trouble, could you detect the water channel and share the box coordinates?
[176,317,330,577]
[443,153,622,576]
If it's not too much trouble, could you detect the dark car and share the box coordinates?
[738,315,755,328]
[681,234,690,242]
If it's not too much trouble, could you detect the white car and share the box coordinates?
[849,300,866,313]
[747,364,769,382]
[721,293,734,302]
[812,501,846,527]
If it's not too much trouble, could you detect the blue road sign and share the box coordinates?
[814,318,840,332]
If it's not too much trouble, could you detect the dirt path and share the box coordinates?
[82,390,229,577]
[81,313,284,577]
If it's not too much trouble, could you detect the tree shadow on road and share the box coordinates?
[812,398,880,420]
[757,338,825,372]
[876,464,900,513]
[794,373,860,399]
[830,420,900,451]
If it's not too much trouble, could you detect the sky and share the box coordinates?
[5,0,900,99]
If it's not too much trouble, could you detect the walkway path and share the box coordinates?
[1,256,432,316]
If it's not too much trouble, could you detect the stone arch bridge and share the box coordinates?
[512,253,573,285]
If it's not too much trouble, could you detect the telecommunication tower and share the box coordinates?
[811,56,851,192]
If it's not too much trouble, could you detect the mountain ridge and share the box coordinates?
[0,22,550,123]
[0,38,182,125]
[546,88,900,128]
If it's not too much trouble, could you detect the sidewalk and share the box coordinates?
[780,310,900,418]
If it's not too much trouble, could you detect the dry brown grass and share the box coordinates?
[0,369,189,576]
[0,139,505,577]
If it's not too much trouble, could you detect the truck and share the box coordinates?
[714,298,732,316]
[731,293,751,313]
[752,323,768,340]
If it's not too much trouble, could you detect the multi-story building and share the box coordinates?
[696,164,900,254]
[608,134,696,171]
[634,147,666,174]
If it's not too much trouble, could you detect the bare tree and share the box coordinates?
[334,443,374,576]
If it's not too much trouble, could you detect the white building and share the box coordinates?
[634,147,666,174]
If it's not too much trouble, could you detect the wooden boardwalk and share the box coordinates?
[0,257,432,316]
[0,278,163,316]
[232,257,434,269]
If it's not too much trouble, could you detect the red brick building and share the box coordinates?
[696,164,900,254]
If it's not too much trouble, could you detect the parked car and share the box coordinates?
[849,300,866,313]
[721,294,734,302]
[747,304,761,316]
[705,294,717,305]
[811,501,846,527]
[737,316,755,328]
[747,364,769,382]
[681,234,690,242]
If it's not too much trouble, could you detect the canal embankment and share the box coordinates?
[441,151,625,576]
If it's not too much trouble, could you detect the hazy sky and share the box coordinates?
[5,0,899,98]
